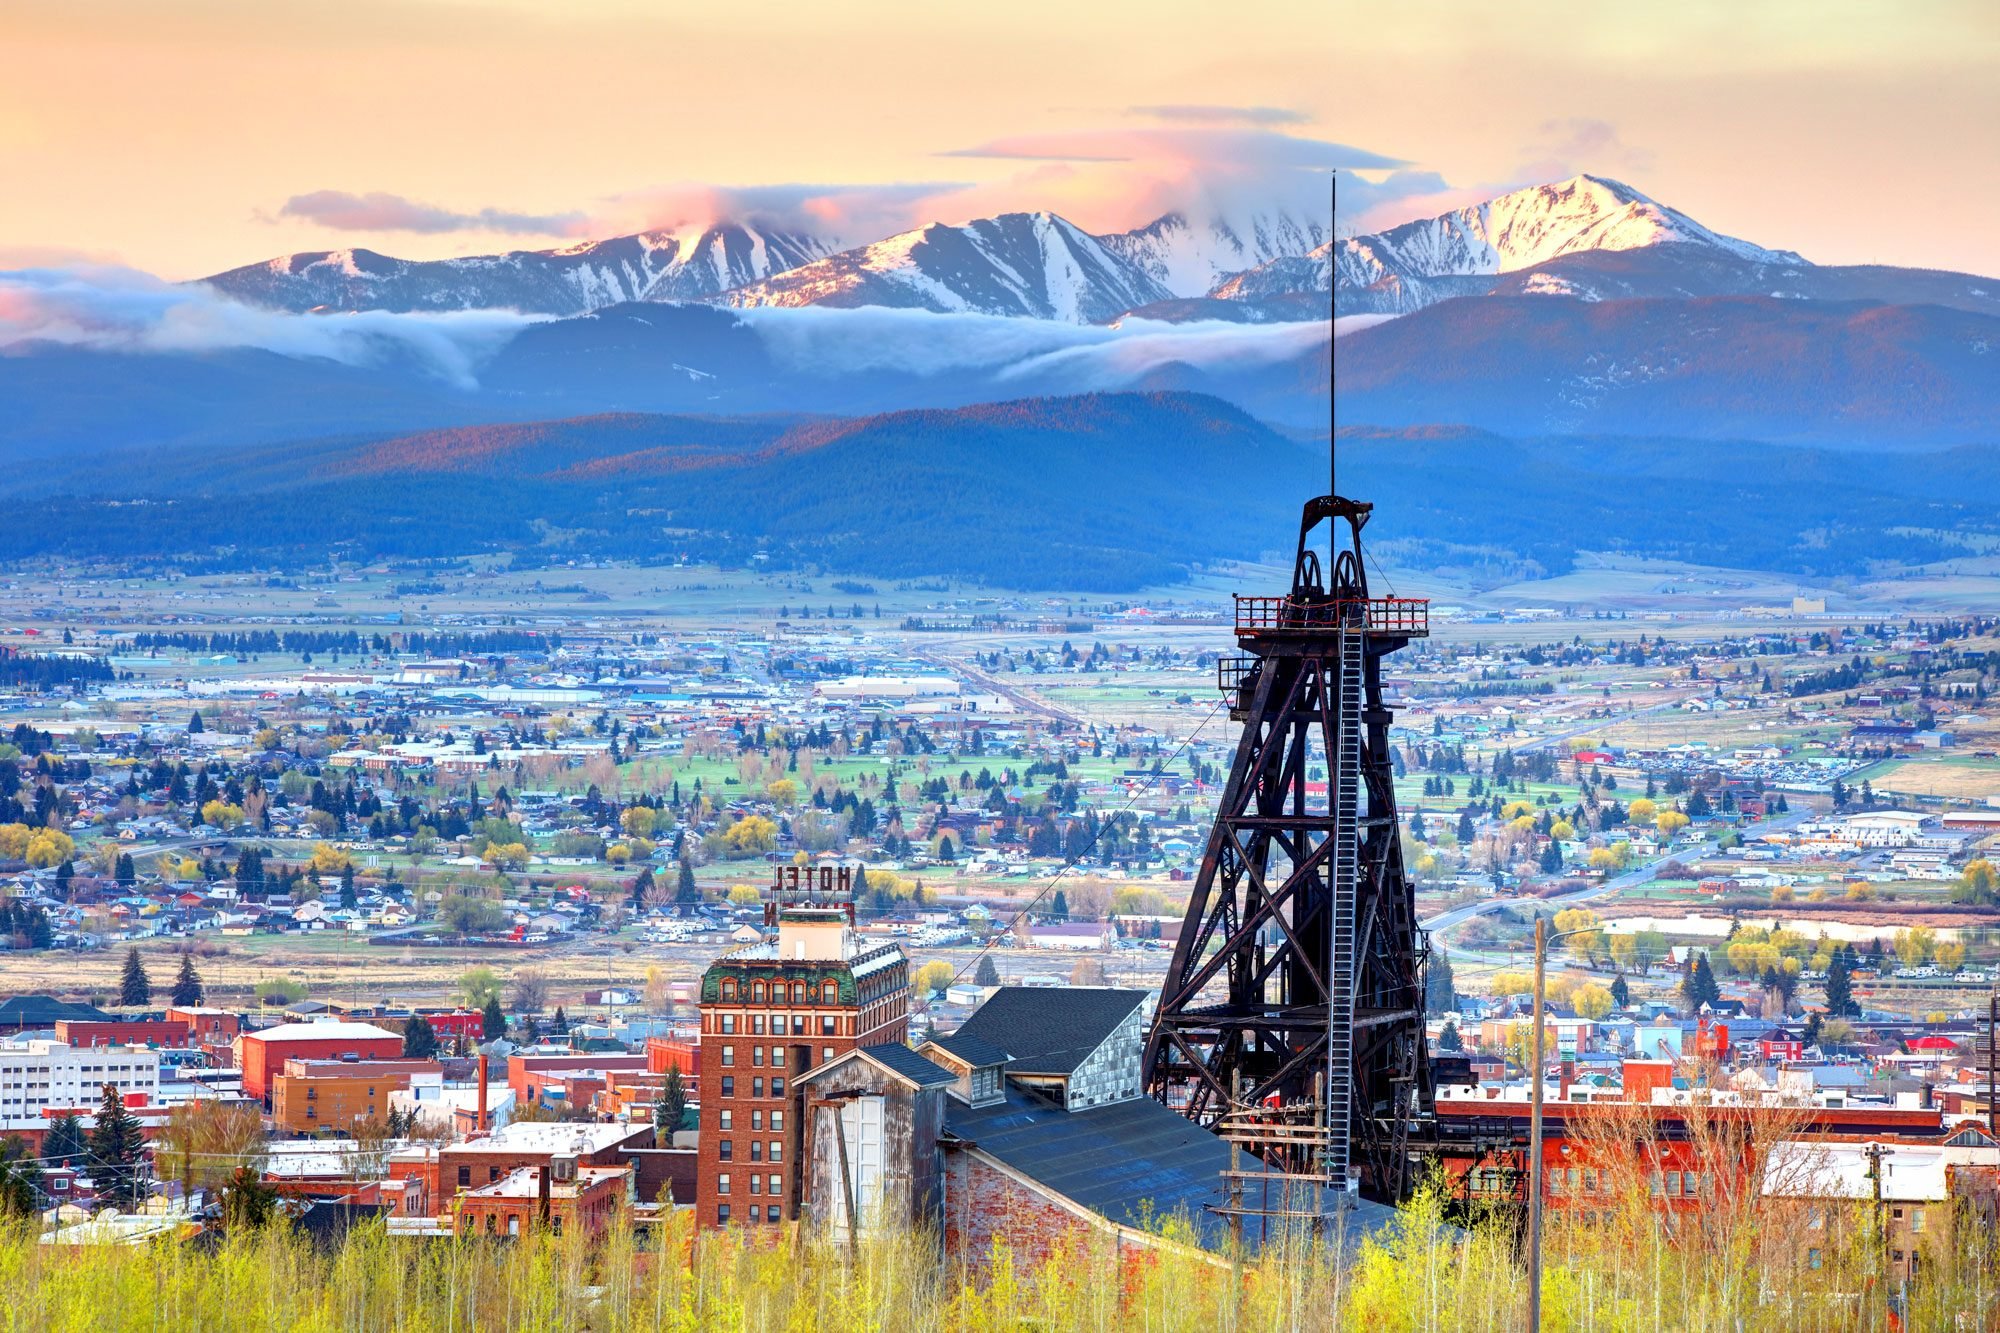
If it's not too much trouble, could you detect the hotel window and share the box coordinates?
[721,1047,735,1067]
[771,1078,785,1100]
[822,1016,836,1036]
[720,1077,735,1097]
[753,1078,765,1098]
[719,1140,733,1161]
[717,1204,731,1224]
[752,1047,763,1067]
[753,1015,766,1035]
[769,1142,782,1163]
[752,1110,763,1131]
[770,1110,783,1132]
[750,1142,763,1162]
[771,1047,785,1068]
[722,981,736,1001]
[823,1047,835,1064]
[823,982,837,1003]
[750,1175,763,1194]
[752,982,765,1002]
[768,1176,781,1197]
[718,1110,732,1130]
[716,1173,730,1195]
[720,1015,736,1035]
[792,984,804,1003]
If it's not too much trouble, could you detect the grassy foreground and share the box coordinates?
[1,1184,1995,1332]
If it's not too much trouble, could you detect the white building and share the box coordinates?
[0,1041,161,1129]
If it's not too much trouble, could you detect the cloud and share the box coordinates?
[585,181,965,247]
[1128,104,1311,127]
[278,189,590,237]
[0,264,537,387]
[1515,117,1655,184]
[735,303,1327,385]
[942,128,1405,171]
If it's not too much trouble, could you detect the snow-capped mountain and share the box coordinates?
[202,224,836,316]
[1099,208,1330,300]
[717,212,1173,323]
[1332,175,1805,313]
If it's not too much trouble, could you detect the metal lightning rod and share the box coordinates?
[1330,170,1337,501]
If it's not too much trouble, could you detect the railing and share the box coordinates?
[1233,595,1430,637]
[1216,655,1258,695]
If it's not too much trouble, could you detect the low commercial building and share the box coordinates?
[454,1161,631,1239]
[0,1040,160,1130]
[234,1020,404,1104]
[270,1058,443,1133]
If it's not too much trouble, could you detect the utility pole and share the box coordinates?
[1528,915,1547,1333]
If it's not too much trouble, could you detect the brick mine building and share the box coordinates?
[694,893,910,1228]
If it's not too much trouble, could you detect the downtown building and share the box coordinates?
[694,896,910,1227]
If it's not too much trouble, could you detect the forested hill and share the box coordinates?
[0,392,1322,591]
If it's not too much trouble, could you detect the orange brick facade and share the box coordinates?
[695,947,909,1227]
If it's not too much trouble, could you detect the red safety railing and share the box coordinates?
[1234,595,1429,637]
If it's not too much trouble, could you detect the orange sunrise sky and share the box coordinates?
[2,0,1995,279]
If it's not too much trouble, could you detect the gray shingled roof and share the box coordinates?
[858,1044,957,1088]
[926,1032,1011,1068]
[948,987,1146,1076]
[945,1085,1399,1252]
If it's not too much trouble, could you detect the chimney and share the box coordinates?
[476,1052,489,1135]
[537,1165,550,1221]
[1559,1059,1575,1102]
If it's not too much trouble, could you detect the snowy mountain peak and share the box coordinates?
[721,211,1172,323]
[1336,175,1805,293]
[205,223,838,316]
[1102,207,1331,299]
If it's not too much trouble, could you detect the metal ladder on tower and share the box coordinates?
[1323,616,1363,1196]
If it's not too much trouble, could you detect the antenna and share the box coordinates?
[1329,169,1337,500]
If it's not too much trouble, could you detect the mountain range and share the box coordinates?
[7,171,2000,589]
[198,174,2000,332]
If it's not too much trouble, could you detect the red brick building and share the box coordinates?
[55,1018,192,1048]
[234,1020,404,1104]
[168,1007,241,1046]
[454,1162,630,1239]
[695,905,910,1227]
[506,1052,649,1107]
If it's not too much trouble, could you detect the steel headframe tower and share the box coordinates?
[1143,492,1432,1209]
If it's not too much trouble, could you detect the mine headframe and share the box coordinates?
[1143,492,1433,1211]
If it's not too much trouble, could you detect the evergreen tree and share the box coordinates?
[119,948,152,1007]
[115,854,135,887]
[43,1112,84,1165]
[187,710,204,735]
[1050,889,1069,921]
[170,954,203,1006]
[0,1137,40,1219]
[1437,1021,1463,1052]
[401,1013,438,1059]
[552,1005,569,1035]
[87,1083,148,1211]
[1424,945,1457,1015]
[221,1165,279,1230]
[481,997,507,1041]
[1456,809,1476,842]
[339,864,357,910]
[973,954,1000,987]
[1609,975,1630,1008]
[1681,951,1721,1015]
[656,1066,687,1143]
[1824,950,1859,1018]
[674,859,699,905]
